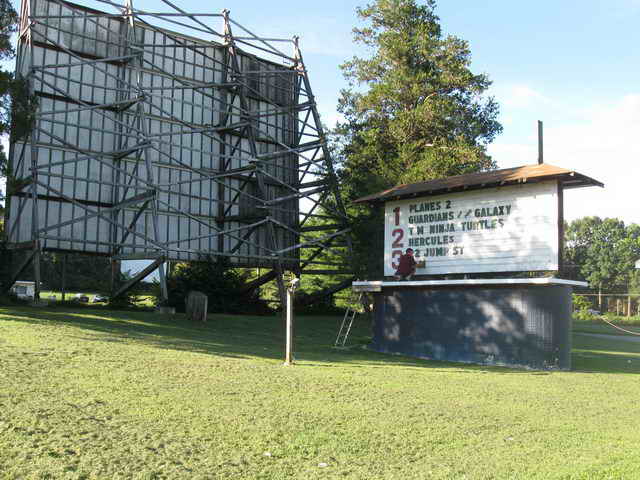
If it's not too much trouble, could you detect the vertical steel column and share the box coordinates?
[217,9,231,255]
[119,0,168,301]
[24,0,41,300]
[110,4,131,297]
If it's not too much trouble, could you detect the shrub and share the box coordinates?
[573,294,592,313]
[160,256,272,315]
[574,310,599,322]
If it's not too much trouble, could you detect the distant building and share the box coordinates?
[10,281,35,300]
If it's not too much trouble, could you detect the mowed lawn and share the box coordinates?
[1,308,640,479]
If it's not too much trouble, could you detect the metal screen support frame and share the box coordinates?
[6,0,355,308]
[221,10,288,307]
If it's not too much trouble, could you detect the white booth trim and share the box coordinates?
[353,277,588,292]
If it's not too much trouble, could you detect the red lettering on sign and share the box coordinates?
[391,249,402,270]
[391,228,404,248]
[393,206,400,226]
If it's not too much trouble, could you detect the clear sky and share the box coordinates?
[5,0,640,276]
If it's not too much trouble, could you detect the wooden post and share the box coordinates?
[61,254,67,301]
[598,287,602,310]
[284,287,294,366]
[33,246,41,301]
[186,291,208,322]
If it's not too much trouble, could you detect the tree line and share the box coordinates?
[564,217,640,295]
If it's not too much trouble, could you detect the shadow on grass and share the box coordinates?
[2,306,639,375]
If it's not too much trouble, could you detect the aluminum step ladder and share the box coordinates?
[335,292,363,347]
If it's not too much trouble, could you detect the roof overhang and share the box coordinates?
[353,163,603,205]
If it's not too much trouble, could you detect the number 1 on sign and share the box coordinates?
[393,206,400,226]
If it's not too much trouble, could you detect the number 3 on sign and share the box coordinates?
[391,249,402,270]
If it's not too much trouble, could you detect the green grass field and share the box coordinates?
[2,307,640,479]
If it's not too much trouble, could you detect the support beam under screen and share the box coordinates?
[112,256,165,300]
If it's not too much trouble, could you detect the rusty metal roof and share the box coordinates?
[352,163,603,204]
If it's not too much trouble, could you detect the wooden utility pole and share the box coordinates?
[284,276,299,366]
[61,254,67,301]
[284,289,294,365]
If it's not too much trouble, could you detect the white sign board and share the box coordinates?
[384,181,559,276]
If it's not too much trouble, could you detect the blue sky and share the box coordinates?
[5,0,640,276]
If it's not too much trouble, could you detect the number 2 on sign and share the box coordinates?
[391,228,404,248]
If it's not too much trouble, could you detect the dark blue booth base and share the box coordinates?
[365,281,576,370]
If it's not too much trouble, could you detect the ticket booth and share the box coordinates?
[352,163,602,370]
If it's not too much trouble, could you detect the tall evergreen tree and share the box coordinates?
[335,0,502,277]
[0,0,18,197]
[1,1,39,290]
[0,1,18,292]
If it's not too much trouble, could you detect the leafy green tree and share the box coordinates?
[629,270,640,296]
[335,0,502,277]
[0,1,18,291]
[565,217,640,294]
[0,204,8,288]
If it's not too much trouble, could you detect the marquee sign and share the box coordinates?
[384,181,559,276]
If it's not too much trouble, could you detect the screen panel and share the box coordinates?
[8,0,302,267]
